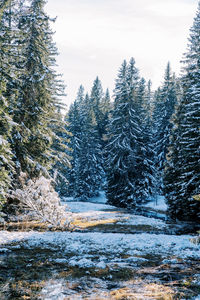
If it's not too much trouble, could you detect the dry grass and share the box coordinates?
[110,283,176,300]
[71,217,118,229]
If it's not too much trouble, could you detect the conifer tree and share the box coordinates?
[164,3,200,221]
[135,78,155,201]
[11,0,65,180]
[0,0,14,204]
[106,59,139,207]
[152,63,178,193]
[66,86,85,196]
[106,58,155,208]
[100,88,111,146]
[90,77,104,140]
[66,87,104,200]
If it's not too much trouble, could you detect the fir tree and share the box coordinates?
[65,86,85,197]
[106,59,139,207]
[164,3,200,221]
[135,78,155,201]
[0,0,16,205]
[11,0,65,180]
[66,87,104,200]
[152,63,178,193]
[100,88,111,146]
[106,58,155,208]
[90,77,104,141]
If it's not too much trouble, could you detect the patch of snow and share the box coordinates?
[96,261,107,269]
[40,279,66,300]
[117,213,167,229]
[1,231,200,261]
[61,200,167,229]
[144,195,167,211]
[162,258,179,264]
[54,258,68,264]
[89,191,108,204]
[69,257,95,268]
[64,201,115,213]
[61,191,107,205]
[0,248,10,253]
[61,196,74,202]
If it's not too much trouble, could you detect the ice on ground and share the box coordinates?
[144,195,167,211]
[1,231,200,260]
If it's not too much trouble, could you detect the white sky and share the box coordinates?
[45,0,198,106]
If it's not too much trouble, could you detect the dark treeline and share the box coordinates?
[0,0,199,222]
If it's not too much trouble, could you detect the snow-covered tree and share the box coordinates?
[164,3,200,221]
[90,77,104,140]
[11,0,65,180]
[10,173,69,226]
[99,88,111,147]
[0,0,16,205]
[106,58,155,208]
[152,63,178,193]
[66,87,104,200]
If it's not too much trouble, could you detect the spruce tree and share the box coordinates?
[152,63,178,193]
[106,59,139,207]
[66,86,85,197]
[100,88,111,146]
[0,0,14,204]
[106,58,155,208]
[135,78,155,201]
[11,0,65,180]
[90,77,104,141]
[164,3,200,221]
[66,87,104,200]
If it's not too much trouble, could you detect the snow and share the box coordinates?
[0,199,199,298]
[62,191,107,204]
[144,195,168,211]
[0,231,199,262]
[65,201,114,213]
[62,200,167,229]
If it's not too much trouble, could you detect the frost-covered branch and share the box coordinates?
[10,173,70,226]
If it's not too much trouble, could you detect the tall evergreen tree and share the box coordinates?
[152,62,178,193]
[66,86,85,197]
[135,78,155,201]
[66,87,104,200]
[100,88,111,146]
[90,77,104,140]
[0,0,14,204]
[106,58,155,208]
[164,3,200,221]
[106,59,139,207]
[11,0,65,180]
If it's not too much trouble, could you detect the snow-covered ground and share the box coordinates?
[63,200,167,229]
[144,195,168,211]
[0,231,199,265]
[62,191,107,204]
[1,197,200,299]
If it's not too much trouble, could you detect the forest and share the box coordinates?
[0,0,199,222]
[0,0,200,299]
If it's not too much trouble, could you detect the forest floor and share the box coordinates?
[0,195,200,299]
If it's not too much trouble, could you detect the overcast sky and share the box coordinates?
[45,0,198,106]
